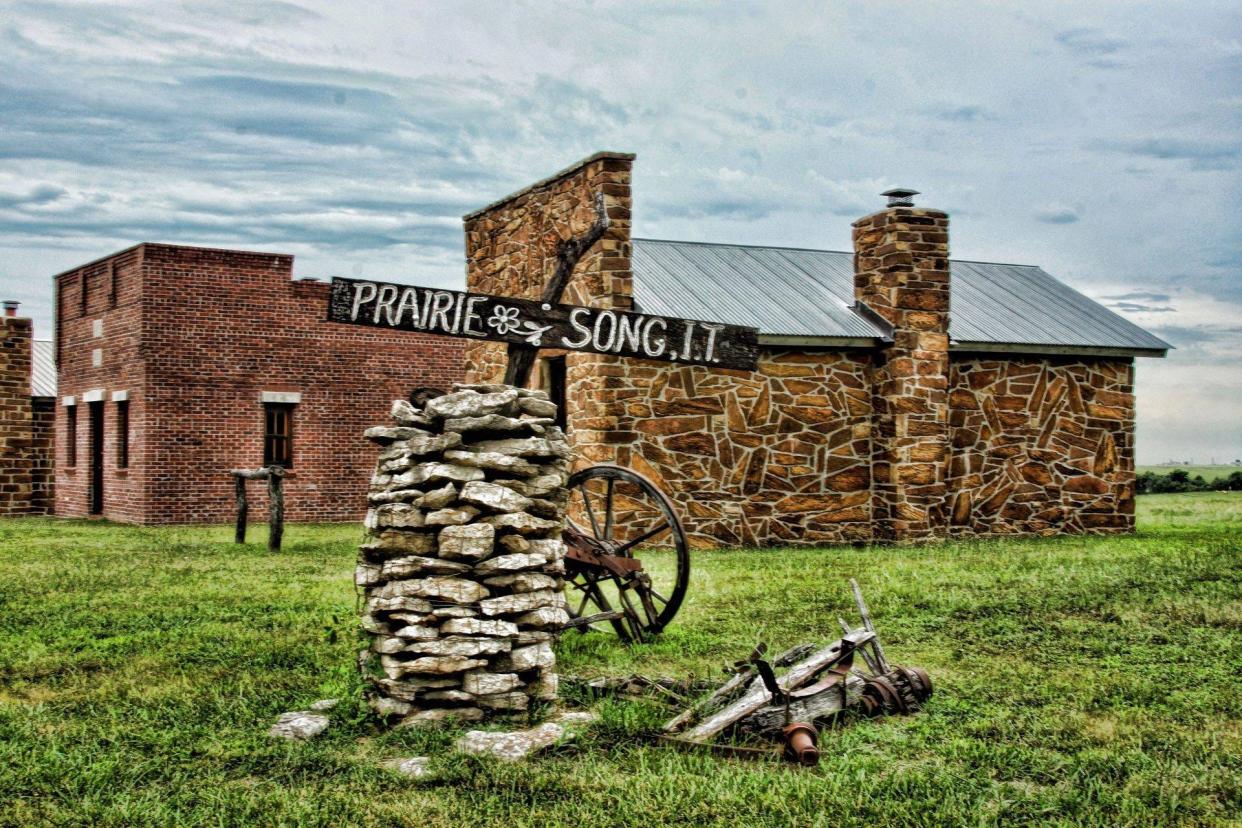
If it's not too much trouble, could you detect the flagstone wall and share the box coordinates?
[946,357,1136,535]
[565,351,874,548]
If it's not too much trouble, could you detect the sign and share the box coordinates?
[327,277,760,371]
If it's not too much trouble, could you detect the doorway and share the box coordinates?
[89,400,104,515]
[544,356,568,430]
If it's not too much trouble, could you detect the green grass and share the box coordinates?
[1138,465,1240,482]
[1,494,1239,827]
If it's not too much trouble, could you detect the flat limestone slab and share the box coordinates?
[455,722,566,762]
[268,711,329,741]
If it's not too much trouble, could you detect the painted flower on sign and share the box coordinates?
[487,305,522,335]
[519,321,552,346]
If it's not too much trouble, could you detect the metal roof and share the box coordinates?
[631,239,1169,355]
[632,240,877,340]
[31,340,56,397]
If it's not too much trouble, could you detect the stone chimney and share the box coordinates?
[0,307,35,515]
[852,190,950,542]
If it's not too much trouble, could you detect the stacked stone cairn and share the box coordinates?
[356,384,571,726]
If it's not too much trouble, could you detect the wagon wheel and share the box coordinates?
[562,464,690,642]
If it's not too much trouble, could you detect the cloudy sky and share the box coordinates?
[1,0,1238,463]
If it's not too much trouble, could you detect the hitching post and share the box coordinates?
[230,466,287,552]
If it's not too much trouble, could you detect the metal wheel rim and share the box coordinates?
[563,464,691,640]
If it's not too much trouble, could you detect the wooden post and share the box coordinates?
[267,466,285,552]
[230,467,286,551]
[233,473,248,544]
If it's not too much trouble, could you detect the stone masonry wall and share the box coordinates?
[566,351,873,547]
[0,316,38,515]
[461,151,634,383]
[460,152,1143,547]
[357,386,569,726]
[852,208,952,542]
[947,357,1135,535]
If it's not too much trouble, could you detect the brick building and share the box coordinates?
[52,245,465,524]
[462,152,1170,546]
[0,302,55,515]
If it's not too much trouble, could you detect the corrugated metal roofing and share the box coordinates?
[632,240,876,339]
[31,340,56,397]
[631,239,1169,353]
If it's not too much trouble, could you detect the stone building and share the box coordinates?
[0,301,55,515]
[461,152,1169,546]
[51,244,465,524]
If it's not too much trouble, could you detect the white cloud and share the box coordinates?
[0,0,1238,462]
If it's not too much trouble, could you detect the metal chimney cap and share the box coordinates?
[2,299,19,317]
[881,188,919,207]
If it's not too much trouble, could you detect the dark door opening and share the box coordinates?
[89,401,104,515]
[544,356,568,431]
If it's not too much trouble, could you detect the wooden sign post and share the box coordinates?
[328,278,760,373]
[326,194,759,381]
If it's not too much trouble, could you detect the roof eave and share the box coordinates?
[758,334,882,349]
[950,341,1169,359]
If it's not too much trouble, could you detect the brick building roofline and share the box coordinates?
[462,150,637,221]
[50,242,294,280]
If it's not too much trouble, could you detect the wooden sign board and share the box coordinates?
[327,277,760,371]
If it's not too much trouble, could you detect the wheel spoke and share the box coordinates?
[603,477,615,541]
[564,464,689,642]
[578,486,603,539]
[615,520,670,555]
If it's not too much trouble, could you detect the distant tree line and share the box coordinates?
[1136,469,1242,494]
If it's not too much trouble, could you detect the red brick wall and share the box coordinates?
[55,244,466,524]
[55,247,147,521]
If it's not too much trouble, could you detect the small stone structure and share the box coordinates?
[356,384,571,725]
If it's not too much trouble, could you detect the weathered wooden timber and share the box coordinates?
[328,277,759,371]
[230,465,286,552]
[681,630,875,743]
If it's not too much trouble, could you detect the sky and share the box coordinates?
[0,0,1238,464]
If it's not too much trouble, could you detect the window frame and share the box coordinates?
[263,402,295,469]
[115,399,129,469]
[66,404,77,467]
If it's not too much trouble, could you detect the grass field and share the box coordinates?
[1138,465,1240,482]
[1,493,1239,827]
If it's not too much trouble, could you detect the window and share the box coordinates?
[66,405,77,467]
[263,403,294,468]
[115,399,129,469]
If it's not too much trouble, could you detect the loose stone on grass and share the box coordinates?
[455,722,567,762]
[384,756,432,779]
[268,711,330,741]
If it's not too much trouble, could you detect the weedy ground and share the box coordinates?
[1,492,1239,827]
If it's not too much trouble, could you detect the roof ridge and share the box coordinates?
[633,237,1042,269]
